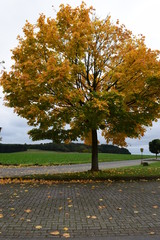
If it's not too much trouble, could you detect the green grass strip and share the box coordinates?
[0,151,155,166]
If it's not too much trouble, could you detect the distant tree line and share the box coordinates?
[0,142,131,154]
[0,144,27,153]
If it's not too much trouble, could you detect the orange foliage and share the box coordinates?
[0,2,160,148]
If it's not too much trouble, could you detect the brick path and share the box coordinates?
[0,181,160,239]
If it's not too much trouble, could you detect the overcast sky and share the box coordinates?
[0,0,160,154]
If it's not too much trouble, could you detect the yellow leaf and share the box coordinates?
[117,207,122,210]
[134,211,139,214]
[10,208,15,211]
[63,227,69,231]
[91,216,97,219]
[68,205,73,208]
[35,225,42,229]
[0,214,3,218]
[50,231,60,235]
[153,205,158,209]
[24,209,32,213]
[63,233,70,238]
[98,205,106,210]
[99,199,103,201]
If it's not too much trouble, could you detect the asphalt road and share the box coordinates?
[0,159,157,178]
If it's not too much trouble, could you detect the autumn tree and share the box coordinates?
[149,139,160,159]
[1,3,160,171]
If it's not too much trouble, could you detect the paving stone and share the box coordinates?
[0,181,160,238]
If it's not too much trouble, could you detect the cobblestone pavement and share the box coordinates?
[0,181,160,239]
[0,159,156,177]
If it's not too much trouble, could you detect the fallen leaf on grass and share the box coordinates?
[50,231,60,236]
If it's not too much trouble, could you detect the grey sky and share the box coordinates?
[0,0,160,154]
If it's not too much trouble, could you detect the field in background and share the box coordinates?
[0,150,155,166]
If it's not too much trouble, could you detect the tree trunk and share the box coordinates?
[91,129,99,171]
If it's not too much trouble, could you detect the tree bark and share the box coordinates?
[91,129,99,171]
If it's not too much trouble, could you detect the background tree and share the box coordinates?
[1,3,160,171]
[0,127,2,141]
[149,139,160,159]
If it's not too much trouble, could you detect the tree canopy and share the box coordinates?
[1,3,160,170]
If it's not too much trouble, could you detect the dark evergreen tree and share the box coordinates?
[149,139,160,159]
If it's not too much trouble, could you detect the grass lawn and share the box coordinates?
[15,161,160,181]
[3,161,159,182]
[0,150,155,166]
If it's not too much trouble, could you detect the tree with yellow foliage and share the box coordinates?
[1,3,160,171]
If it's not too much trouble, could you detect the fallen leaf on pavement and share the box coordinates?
[24,209,32,213]
[91,216,97,219]
[117,207,122,210]
[134,211,139,214]
[35,225,42,229]
[63,227,69,231]
[63,233,70,238]
[50,231,60,235]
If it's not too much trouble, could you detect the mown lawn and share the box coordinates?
[5,161,159,182]
[0,150,155,166]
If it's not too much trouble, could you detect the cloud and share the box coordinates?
[0,0,160,154]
